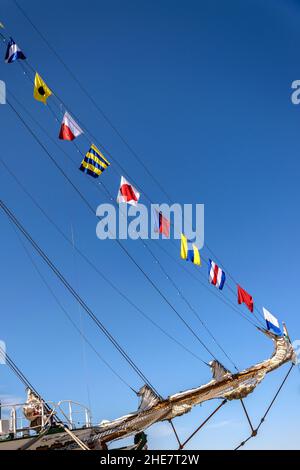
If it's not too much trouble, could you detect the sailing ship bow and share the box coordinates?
[86,328,295,447]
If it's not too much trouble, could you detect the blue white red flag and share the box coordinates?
[208,259,226,290]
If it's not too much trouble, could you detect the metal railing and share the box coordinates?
[0,399,92,438]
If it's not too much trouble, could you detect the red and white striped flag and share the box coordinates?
[59,112,83,141]
[117,176,140,206]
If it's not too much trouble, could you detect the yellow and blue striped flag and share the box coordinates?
[79,144,110,178]
[180,233,201,266]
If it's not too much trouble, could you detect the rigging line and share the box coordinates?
[234,363,294,450]
[153,241,261,330]
[3,100,245,375]
[8,13,268,325]
[142,239,238,369]
[165,241,265,330]
[70,223,92,411]
[12,0,172,203]
[56,103,263,339]
[0,141,205,368]
[16,60,122,168]
[179,399,228,450]
[5,99,212,367]
[225,282,264,327]
[98,179,237,369]
[0,352,61,423]
[169,237,266,327]
[25,87,242,367]
[205,244,265,323]
[0,346,37,395]
[9,55,263,366]
[42,75,265,329]
[11,59,261,331]
[0,345,59,421]
[0,200,160,396]
[0,159,205,365]
[239,399,254,433]
[5,90,255,356]
[17,59,159,205]
[8,220,136,394]
[6,98,96,214]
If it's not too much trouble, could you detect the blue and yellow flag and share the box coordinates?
[79,144,110,178]
[180,233,201,266]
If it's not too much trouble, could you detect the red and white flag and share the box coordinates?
[59,112,83,141]
[117,176,140,206]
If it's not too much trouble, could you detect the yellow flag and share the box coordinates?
[180,233,188,260]
[192,244,201,266]
[34,72,52,104]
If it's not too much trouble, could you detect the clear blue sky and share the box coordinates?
[0,0,299,449]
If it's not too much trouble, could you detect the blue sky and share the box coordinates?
[0,0,299,449]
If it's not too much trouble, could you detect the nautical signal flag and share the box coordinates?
[4,38,26,63]
[117,176,140,206]
[208,259,225,290]
[34,73,52,104]
[237,285,254,312]
[180,233,201,266]
[263,308,282,336]
[59,112,83,141]
[79,144,110,178]
[153,209,170,237]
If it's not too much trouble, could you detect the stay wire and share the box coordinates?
[26,61,266,331]
[96,175,237,369]
[5,11,267,327]
[8,219,136,394]
[42,97,238,367]
[0,344,59,421]
[14,56,264,332]
[12,0,170,202]
[4,31,264,365]
[5,98,212,367]
[234,363,294,450]
[0,156,205,365]
[154,242,261,331]
[0,199,160,396]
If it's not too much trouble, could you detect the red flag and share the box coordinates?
[237,285,254,312]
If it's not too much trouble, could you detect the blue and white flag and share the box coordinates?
[263,307,282,335]
[4,38,26,64]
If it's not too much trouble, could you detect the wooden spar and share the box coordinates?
[85,329,295,447]
[0,329,294,450]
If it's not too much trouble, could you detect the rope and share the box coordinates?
[8,221,137,393]
[154,241,261,330]
[0,344,59,422]
[179,399,227,449]
[234,363,294,450]
[0,156,205,365]
[4,24,266,331]
[0,199,160,396]
[4,11,270,332]
[5,97,211,367]
[6,44,261,364]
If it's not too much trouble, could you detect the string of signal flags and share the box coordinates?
[2,35,286,339]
